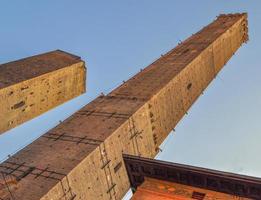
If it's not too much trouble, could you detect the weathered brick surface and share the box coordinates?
[0,14,248,200]
[0,50,86,134]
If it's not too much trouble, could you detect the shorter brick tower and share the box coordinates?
[0,50,86,134]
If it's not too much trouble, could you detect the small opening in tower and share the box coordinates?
[192,191,205,200]
[187,83,192,90]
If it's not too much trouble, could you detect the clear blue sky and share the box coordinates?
[0,1,261,199]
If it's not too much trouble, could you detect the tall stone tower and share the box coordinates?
[0,13,248,200]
